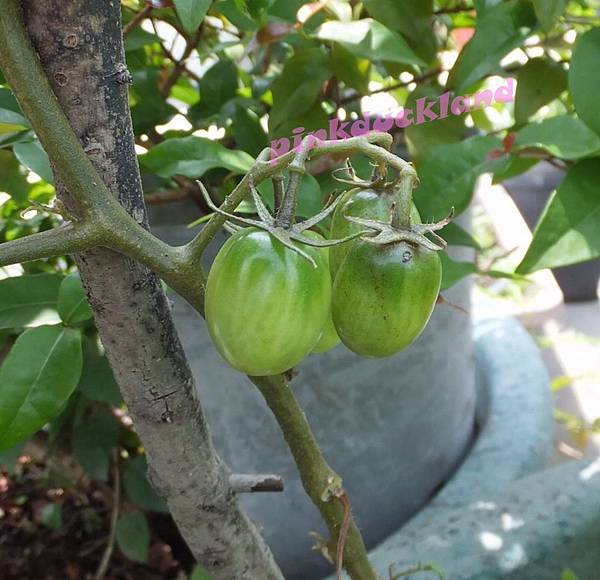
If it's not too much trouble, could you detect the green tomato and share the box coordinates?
[205,227,331,376]
[312,311,341,353]
[332,241,442,358]
[329,187,421,276]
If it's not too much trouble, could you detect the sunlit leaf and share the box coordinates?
[448,1,536,93]
[140,136,253,178]
[174,0,212,35]
[0,274,63,330]
[570,28,600,137]
[517,159,600,273]
[514,58,567,124]
[515,116,600,161]
[316,19,426,67]
[0,326,83,451]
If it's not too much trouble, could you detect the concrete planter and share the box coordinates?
[323,316,600,580]
[150,203,477,579]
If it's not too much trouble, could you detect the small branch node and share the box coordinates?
[229,474,285,493]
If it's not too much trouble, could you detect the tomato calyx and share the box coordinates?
[198,177,368,267]
[346,207,454,252]
[336,159,452,252]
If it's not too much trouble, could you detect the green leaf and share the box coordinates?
[58,272,93,325]
[0,274,63,330]
[269,48,331,135]
[0,149,30,203]
[441,254,521,290]
[0,87,29,130]
[441,254,478,290]
[448,1,536,93]
[72,411,120,481]
[123,455,168,513]
[233,106,268,157]
[474,0,502,15]
[330,45,370,95]
[57,272,93,326]
[441,222,481,249]
[215,0,256,29]
[0,87,31,133]
[531,0,566,31]
[130,68,177,134]
[124,27,159,52]
[363,0,436,63]
[517,159,600,273]
[116,511,150,564]
[0,130,33,150]
[514,116,600,160]
[78,336,122,405]
[315,19,426,67]
[191,564,214,580]
[191,59,238,120]
[270,101,329,142]
[561,569,580,580]
[140,136,253,179]
[255,173,322,219]
[174,0,212,35]
[570,28,600,137]
[492,156,539,184]
[404,86,465,164]
[0,326,83,451]
[514,58,567,124]
[415,135,503,220]
[12,141,53,183]
[40,503,63,531]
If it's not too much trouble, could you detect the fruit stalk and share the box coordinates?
[251,374,378,580]
[391,172,419,229]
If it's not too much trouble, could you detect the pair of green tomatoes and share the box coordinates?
[205,187,442,376]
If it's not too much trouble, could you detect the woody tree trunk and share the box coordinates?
[11,1,282,578]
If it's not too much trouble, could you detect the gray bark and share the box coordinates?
[19,2,282,578]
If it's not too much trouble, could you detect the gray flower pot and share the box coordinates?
[149,201,477,579]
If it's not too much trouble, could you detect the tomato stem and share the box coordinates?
[272,172,285,216]
[392,172,419,229]
[251,375,379,580]
[276,136,314,228]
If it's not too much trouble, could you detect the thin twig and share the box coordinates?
[160,27,203,98]
[340,68,442,104]
[123,4,152,38]
[151,18,202,84]
[95,454,120,580]
[433,4,473,15]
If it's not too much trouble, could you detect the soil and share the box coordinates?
[0,457,195,580]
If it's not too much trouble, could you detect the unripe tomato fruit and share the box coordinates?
[312,312,340,353]
[206,227,331,376]
[332,241,441,357]
[329,187,421,276]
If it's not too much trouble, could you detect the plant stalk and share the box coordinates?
[251,375,378,580]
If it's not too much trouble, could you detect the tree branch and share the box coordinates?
[159,27,202,99]
[2,2,283,578]
[0,222,97,268]
[123,4,152,37]
[182,131,410,262]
